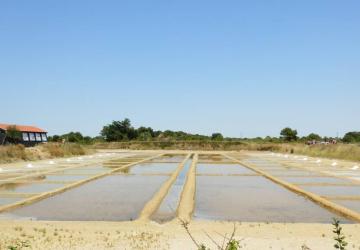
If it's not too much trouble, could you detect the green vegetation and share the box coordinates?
[332,218,347,250]
[6,240,29,250]
[280,127,298,142]
[100,119,211,142]
[47,119,358,147]
[5,125,22,144]
[211,133,224,141]
[305,133,322,141]
[48,132,94,144]
[343,132,360,143]
[101,118,137,141]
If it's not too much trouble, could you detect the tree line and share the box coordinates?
[44,118,360,144]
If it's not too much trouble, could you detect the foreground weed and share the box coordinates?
[301,244,311,250]
[198,244,209,250]
[332,218,347,250]
[226,239,240,250]
[180,218,243,250]
[7,240,30,250]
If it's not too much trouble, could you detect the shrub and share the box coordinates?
[42,143,86,157]
[332,218,347,250]
[0,144,27,162]
[343,132,360,143]
[5,125,22,144]
[280,127,298,142]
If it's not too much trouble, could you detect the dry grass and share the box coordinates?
[41,143,87,157]
[274,143,360,162]
[94,141,252,151]
[0,143,91,164]
[94,141,360,162]
[0,144,29,163]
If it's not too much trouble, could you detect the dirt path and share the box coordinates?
[177,153,198,222]
[138,154,191,220]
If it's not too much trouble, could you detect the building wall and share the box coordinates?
[21,132,47,147]
[0,130,5,145]
[0,129,47,147]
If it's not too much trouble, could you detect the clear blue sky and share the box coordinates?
[1,1,359,138]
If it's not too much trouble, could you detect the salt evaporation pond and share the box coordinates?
[8,175,168,221]
[151,160,192,222]
[194,174,347,223]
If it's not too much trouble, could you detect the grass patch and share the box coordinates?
[42,143,87,157]
[0,144,28,163]
[273,143,360,162]
[0,143,91,164]
[94,141,360,162]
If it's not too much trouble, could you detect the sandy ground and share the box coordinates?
[0,220,360,250]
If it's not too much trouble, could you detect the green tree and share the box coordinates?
[306,133,322,141]
[211,133,224,141]
[62,132,84,143]
[343,131,360,143]
[138,131,152,141]
[101,118,136,141]
[48,135,61,142]
[280,127,298,142]
[5,125,22,143]
[137,126,155,138]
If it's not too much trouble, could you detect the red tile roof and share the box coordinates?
[0,123,47,133]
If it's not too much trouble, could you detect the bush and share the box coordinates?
[280,127,298,142]
[5,125,22,144]
[343,131,360,143]
[0,144,27,162]
[42,143,86,157]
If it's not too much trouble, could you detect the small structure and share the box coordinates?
[0,123,48,146]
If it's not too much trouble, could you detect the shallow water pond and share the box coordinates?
[302,185,360,197]
[8,175,168,221]
[149,155,186,163]
[0,183,65,193]
[332,200,360,213]
[280,176,351,184]
[130,163,178,174]
[56,168,109,175]
[151,160,191,222]
[194,176,347,223]
[45,175,92,182]
[196,164,255,175]
[0,197,24,206]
